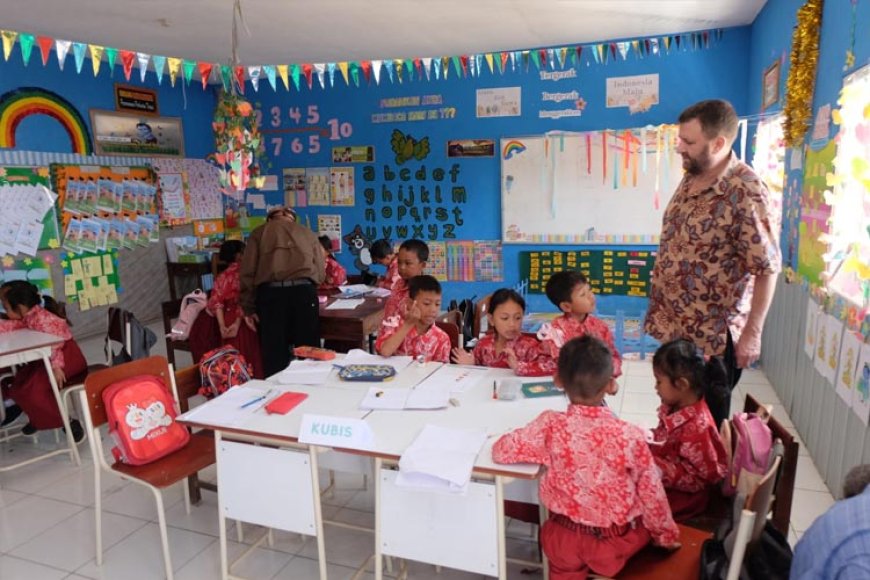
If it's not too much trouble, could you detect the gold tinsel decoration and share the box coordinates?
[783,0,824,147]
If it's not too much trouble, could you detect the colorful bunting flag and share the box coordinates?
[421,57,431,81]
[314,63,325,88]
[291,63,301,90]
[198,62,213,90]
[403,58,413,81]
[456,55,466,78]
[349,61,360,87]
[263,64,276,90]
[327,62,336,86]
[54,40,71,71]
[530,50,541,70]
[219,65,231,91]
[18,33,34,66]
[2,31,18,61]
[277,64,289,90]
[105,46,118,74]
[234,65,246,94]
[183,59,196,85]
[89,44,103,76]
[302,63,313,89]
[168,57,182,86]
[152,55,166,84]
[338,62,349,86]
[37,36,53,66]
[557,47,567,68]
[136,52,150,82]
[370,60,381,85]
[485,53,494,74]
[72,42,86,73]
[384,60,394,83]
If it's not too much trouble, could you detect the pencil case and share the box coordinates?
[293,346,336,361]
[264,392,308,415]
[337,364,396,382]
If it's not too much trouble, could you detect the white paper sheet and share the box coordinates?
[397,424,488,493]
[404,387,450,409]
[179,385,272,427]
[342,349,413,374]
[273,360,335,384]
[413,365,489,394]
[338,284,372,294]
[326,298,365,310]
[359,387,410,410]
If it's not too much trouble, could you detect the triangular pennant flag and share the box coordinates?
[557,47,567,68]
[55,39,71,70]
[18,33,34,66]
[546,49,555,69]
[631,40,640,58]
[421,57,431,80]
[575,45,583,65]
[72,42,87,73]
[433,57,442,80]
[249,66,263,92]
[530,50,541,70]
[262,64,276,90]
[474,54,482,77]
[183,59,196,85]
[234,65,246,94]
[89,45,104,76]
[455,55,465,78]
[360,61,371,84]
[136,52,150,83]
[404,58,413,81]
[1,31,18,61]
[617,42,629,60]
[591,45,600,64]
[338,62,349,86]
[663,36,671,52]
[198,62,213,89]
[291,63,301,90]
[152,55,166,84]
[467,55,474,78]
[350,61,360,86]
[120,50,135,80]
[485,53,494,74]
[327,62,336,87]
[383,60,394,83]
[650,38,660,55]
[610,43,617,60]
[675,35,682,50]
[511,51,518,71]
[521,50,530,72]
[370,60,381,84]
[37,36,53,66]
[277,64,289,90]
[168,57,182,86]
[219,65,231,91]
[314,63,325,89]
[703,31,710,48]
[302,63,313,89]
[105,47,118,74]
[443,56,452,79]
[499,52,508,73]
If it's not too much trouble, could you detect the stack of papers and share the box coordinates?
[274,360,334,384]
[326,298,365,310]
[0,184,56,257]
[396,424,488,493]
[343,349,413,373]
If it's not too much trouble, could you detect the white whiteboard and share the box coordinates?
[500,127,684,244]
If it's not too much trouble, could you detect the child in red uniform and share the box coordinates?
[370,239,399,290]
[376,275,450,363]
[536,270,622,378]
[648,339,729,520]
[318,235,347,288]
[0,281,86,439]
[451,288,550,376]
[206,240,264,379]
[493,336,679,579]
[380,239,428,325]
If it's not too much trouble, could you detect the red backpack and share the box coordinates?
[198,345,253,399]
[102,375,190,465]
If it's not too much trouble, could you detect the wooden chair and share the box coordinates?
[104,307,133,366]
[174,364,217,504]
[435,321,461,351]
[79,356,216,580]
[437,310,464,348]
[472,294,492,339]
[161,300,192,368]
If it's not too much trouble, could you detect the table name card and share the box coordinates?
[298,414,374,450]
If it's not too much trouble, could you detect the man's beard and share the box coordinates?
[682,149,711,175]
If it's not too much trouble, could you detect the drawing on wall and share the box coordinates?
[332,146,374,163]
[391,129,430,164]
[476,87,521,118]
[0,87,92,154]
[836,330,862,403]
[606,74,659,113]
[343,225,373,273]
[447,139,494,158]
[306,167,331,205]
[90,109,184,157]
[283,167,307,207]
[330,167,355,206]
[852,342,870,425]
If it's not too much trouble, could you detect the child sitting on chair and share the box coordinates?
[206,240,264,379]
[0,281,86,440]
[493,336,680,579]
[451,288,550,376]
[381,238,428,325]
[370,238,399,290]
[536,270,622,378]
[648,339,729,520]
[375,275,450,363]
[318,235,347,288]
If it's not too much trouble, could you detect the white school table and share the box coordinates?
[0,329,81,474]
[179,362,566,580]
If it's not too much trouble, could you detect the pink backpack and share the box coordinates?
[720,409,774,497]
[168,289,208,341]
[102,375,190,465]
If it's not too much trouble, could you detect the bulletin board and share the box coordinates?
[518,249,656,297]
[0,165,61,250]
[500,126,684,245]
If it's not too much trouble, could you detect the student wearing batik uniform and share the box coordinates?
[0,281,86,440]
[380,239,428,324]
[206,240,264,379]
[318,235,347,288]
[493,336,679,579]
[536,270,622,378]
[648,339,729,520]
[370,239,399,290]
[452,288,550,376]
[376,275,450,363]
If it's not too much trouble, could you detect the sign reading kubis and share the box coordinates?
[519,250,656,297]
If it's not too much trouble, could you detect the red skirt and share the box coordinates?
[7,340,87,430]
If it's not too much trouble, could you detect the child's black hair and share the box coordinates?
[399,238,429,263]
[408,275,441,299]
[488,288,526,314]
[652,339,729,408]
[1,280,66,321]
[545,270,588,308]
[318,235,334,255]
[557,335,613,400]
[218,240,245,266]
[370,239,394,261]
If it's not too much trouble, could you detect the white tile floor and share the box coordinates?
[0,326,834,579]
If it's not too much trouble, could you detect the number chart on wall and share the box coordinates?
[256,104,353,159]
[519,249,656,297]
[501,126,683,244]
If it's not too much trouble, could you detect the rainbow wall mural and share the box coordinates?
[0,87,92,154]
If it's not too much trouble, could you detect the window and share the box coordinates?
[751,113,785,242]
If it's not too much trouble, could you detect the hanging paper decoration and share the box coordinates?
[89,44,104,76]
[403,58,413,81]
[54,39,71,71]
[248,65,262,91]
[211,91,263,192]
[441,56,449,79]
[422,57,431,81]
[314,63,326,89]
[136,52,150,83]
[326,62,336,87]
[198,62,213,90]
[452,55,462,78]
[152,55,166,84]
[371,60,381,85]
[338,61,349,85]
[167,57,182,86]
[37,36,53,66]
[234,65,245,94]
[218,65,231,92]
[291,63,301,90]
[1,31,17,61]
[521,51,530,71]
[105,47,117,74]
[182,59,196,85]
[784,0,824,147]
[530,50,541,70]
[349,61,360,86]
[360,61,372,84]
[72,42,86,73]
[384,60,394,83]
[302,63,313,89]
[485,53,494,74]
[277,64,289,90]
[18,33,34,66]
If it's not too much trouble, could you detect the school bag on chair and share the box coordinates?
[168,289,208,341]
[720,406,774,497]
[198,345,253,399]
[102,375,190,465]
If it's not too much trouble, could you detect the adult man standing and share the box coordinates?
[645,100,781,426]
[240,207,325,377]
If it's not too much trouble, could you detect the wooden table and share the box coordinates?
[319,296,385,349]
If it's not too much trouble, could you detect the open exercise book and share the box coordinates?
[359,365,489,410]
[396,424,488,494]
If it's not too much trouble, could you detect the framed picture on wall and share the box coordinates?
[762,61,781,110]
[90,109,184,157]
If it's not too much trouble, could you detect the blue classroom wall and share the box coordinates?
[251,27,752,314]
[0,48,217,158]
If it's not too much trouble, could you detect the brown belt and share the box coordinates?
[550,513,639,539]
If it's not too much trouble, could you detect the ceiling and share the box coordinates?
[2,0,768,66]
